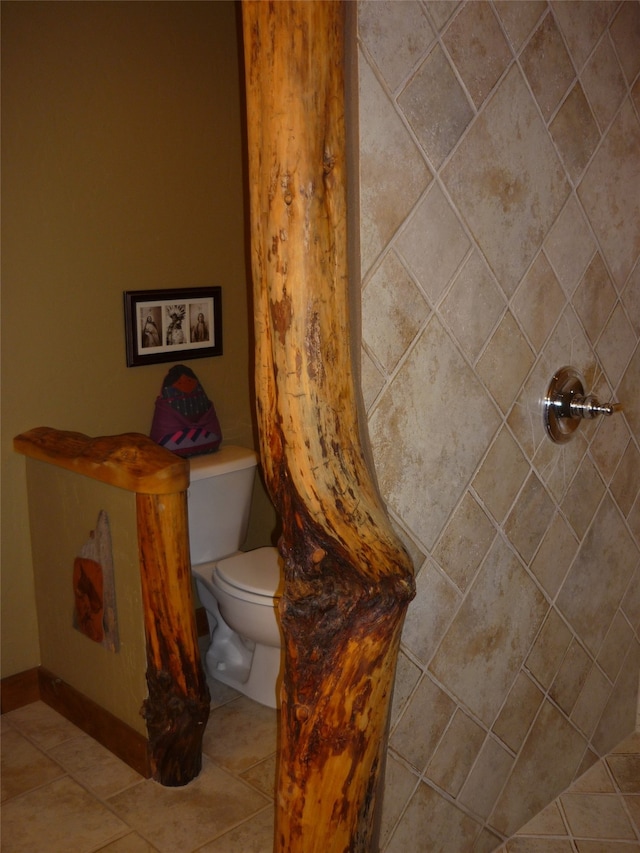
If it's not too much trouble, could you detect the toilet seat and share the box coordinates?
[214,547,281,599]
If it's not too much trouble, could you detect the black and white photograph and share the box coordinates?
[124,287,222,366]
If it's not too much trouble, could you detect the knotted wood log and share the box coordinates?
[241,3,415,850]
[137,489,210,786]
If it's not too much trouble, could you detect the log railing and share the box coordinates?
[14,426,210,787]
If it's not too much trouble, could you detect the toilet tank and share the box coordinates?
[187,446,258,566]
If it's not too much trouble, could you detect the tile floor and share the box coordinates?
[1,683,638,853]
[1,673,277,853]
[494,729,640,852]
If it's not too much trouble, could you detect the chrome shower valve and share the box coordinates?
[543,366,622,443]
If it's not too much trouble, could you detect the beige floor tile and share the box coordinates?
[240,752,277,799]
[2,697,637,853]
[1,775,128,853]
[506,840,574,852]
[613,732,640,754]
[515,801,567,836]
[607,754,640,794]
[386,780,483,852]
[107,756,269,853]
[202,696,278,774]
[48,732,143,798]
[625,795,640,833]
[4,700,82,750]
[570,759,616,794]
[95,834,161,852]
[561,791,637,840]
[1,726,65,802]
[496,732,640,852]
[198,806,275,852]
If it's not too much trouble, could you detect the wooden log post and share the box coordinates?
[137,489,211,786]
[14,427,210,786]
[241,3,415,850]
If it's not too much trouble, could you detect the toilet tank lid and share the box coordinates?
[189,446,258,481]
[216,547,281,597]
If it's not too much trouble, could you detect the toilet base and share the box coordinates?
[192,556,282,710]
[205,639,281,709]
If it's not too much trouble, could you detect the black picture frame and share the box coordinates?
[124,287,222,367]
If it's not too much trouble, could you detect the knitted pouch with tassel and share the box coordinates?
[150,364,222,457]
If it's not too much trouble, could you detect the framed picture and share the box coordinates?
[124,287,222,367]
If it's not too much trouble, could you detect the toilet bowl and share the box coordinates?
[191,547,282,708]
[186,446,283,709]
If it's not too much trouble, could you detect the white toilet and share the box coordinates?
[187,446,283,708]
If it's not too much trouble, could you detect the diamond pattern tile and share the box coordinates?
[597,302,636,387]
[610,1,640,85]
[476,310,535,413]
[573,253,617,345]
[442,65,570,295]
[473,427,529,523]
[362,250,430,375]
[549,82,601,183]
[356,2,640,850]
[494,0,547,52]
[490,700,588,837]
[397,44,474,168]
[544,195,597,297]
[520,11,575,121]
[358,0,435,93]
[368,316,501,549]
[429,536,548,727]
[622,262,640,336]
[432,490,496,593]
[359,53,432,277]
[442,1,512,109]
[619,345,640,438]
[395,184,471,304]
[440,251,506,362]
[581,35,627,132]
[551,0,616,72]
[556,496,639,656]
[578,100,640,290]
[512,252,566,351]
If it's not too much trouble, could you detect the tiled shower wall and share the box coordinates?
[356,2,640,850]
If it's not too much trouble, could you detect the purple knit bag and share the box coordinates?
[150,364,222,457]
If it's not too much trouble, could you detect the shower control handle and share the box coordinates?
[543,366,622,443]
[569,395,623,419]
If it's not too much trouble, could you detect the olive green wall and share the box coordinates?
[25,461,147,735]
[1,1,273,678]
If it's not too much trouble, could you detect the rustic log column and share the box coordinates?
[13,427,210,786]
[241,3,415,850]
[137,490,210,786]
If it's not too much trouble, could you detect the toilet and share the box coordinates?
[187,446,282,708]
